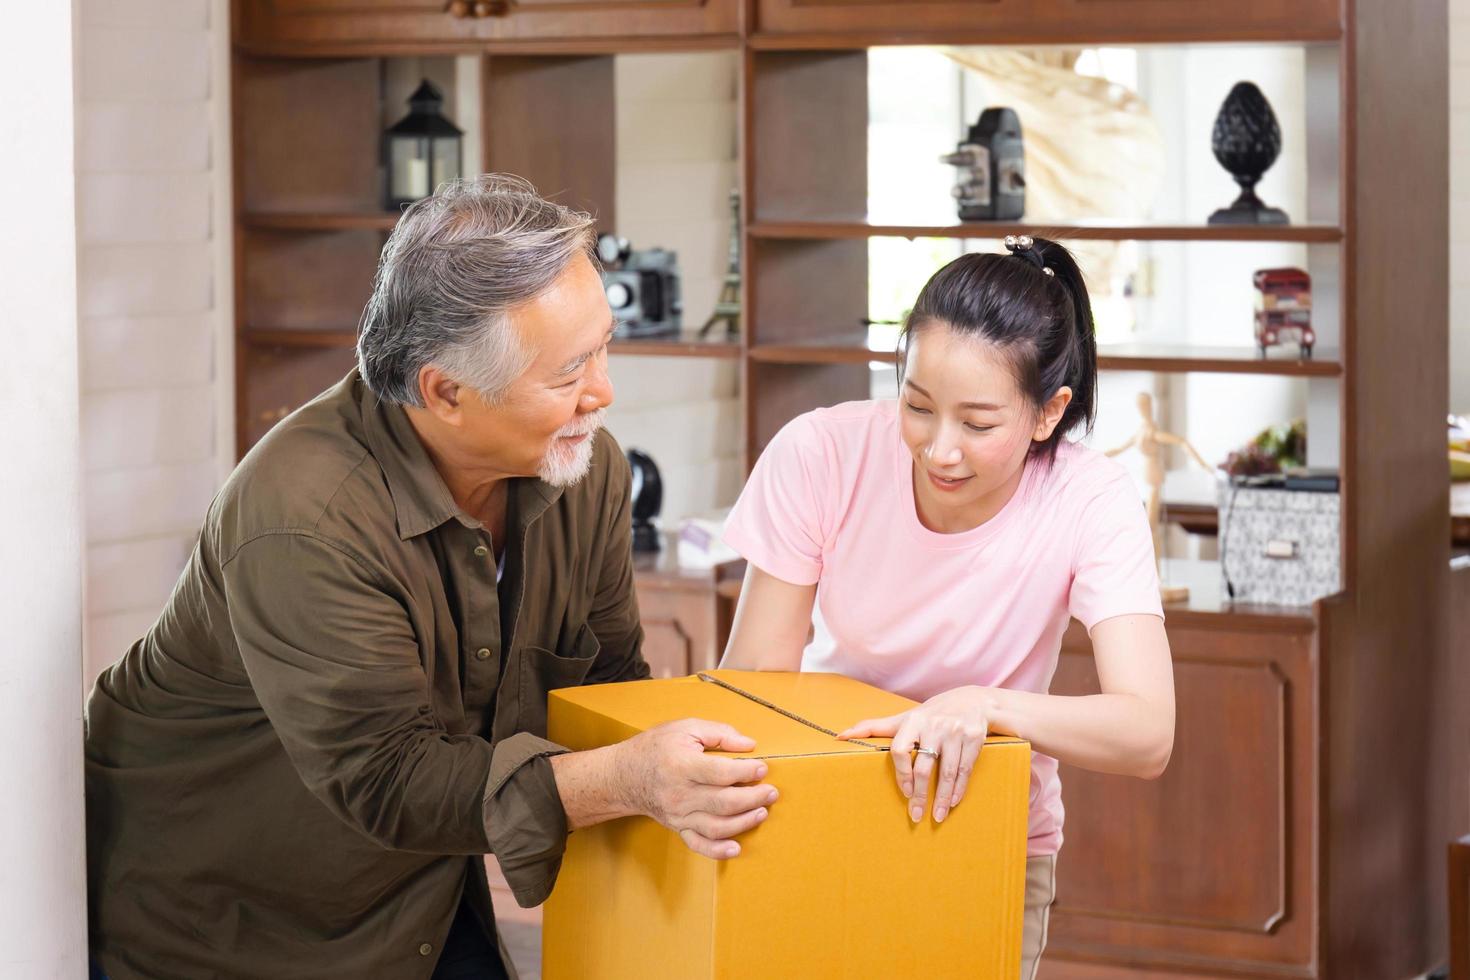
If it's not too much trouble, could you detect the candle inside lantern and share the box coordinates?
[398,157,428,198]
[383,80,462,208]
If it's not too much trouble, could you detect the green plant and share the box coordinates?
[1219,419,1306,477]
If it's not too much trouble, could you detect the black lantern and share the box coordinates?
[384,80,462,210]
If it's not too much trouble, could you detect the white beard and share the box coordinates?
[537,408,607,487]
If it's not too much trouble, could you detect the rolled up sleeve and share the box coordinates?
[224,531,570,881]
[484,735,570,906]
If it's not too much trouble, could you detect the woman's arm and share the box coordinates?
[987,613,1174,779]
[718,565,817,671]
[840,613,1174,824]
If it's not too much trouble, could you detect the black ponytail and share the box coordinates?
[898,237,1099,466]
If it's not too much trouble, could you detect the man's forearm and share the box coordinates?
[549,744,639,831]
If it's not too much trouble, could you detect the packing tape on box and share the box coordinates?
[695,672,890,752]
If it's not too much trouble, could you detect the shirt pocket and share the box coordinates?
[516,620,602,737]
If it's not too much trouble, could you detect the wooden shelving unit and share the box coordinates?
[230,1,1462,976]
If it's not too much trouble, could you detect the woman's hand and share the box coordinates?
[836,686,996,825]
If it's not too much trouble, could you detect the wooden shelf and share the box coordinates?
[245,332,1342,373]
[241,328,744,358]
[244,332,1338,376]
[1097,343,1342,377]
[243,329,358,349]
[749,220,1344,243]
[748,333,1343,376]
[749,335,892,365]
[243,212,401,232]
[609,333,742,359]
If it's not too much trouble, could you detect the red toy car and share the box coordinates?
[1252,267,1314,356]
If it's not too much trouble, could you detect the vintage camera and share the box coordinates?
[939,107,1027,221]
[597,233,682,338]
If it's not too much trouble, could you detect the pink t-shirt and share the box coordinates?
[722,399,1164,856]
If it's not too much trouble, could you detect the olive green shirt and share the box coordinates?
[85,371,649,979]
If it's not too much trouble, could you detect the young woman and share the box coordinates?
[719,236,1175,979]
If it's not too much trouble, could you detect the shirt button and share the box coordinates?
[419,943,433,956]
[475,648,492,661]
[473,544,489,558]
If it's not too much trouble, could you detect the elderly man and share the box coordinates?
[85,175,777,979]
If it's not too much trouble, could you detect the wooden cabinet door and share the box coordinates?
[235,0,739,51]
[240,344,359,451]
[752,0,1340,44]
[631,563,742,679]
[632,584,713,679]
[1041,616,1318,976]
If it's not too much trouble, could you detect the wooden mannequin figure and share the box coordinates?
[1104,391,1214,602]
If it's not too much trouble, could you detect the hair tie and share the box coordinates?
[1003,235,1055,277]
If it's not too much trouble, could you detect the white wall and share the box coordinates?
[0,4,89,973]
[605,53,744,524]
[76,0,233,687]
[1452,1,1470,415]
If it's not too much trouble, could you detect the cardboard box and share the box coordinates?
[542,670,1031,979]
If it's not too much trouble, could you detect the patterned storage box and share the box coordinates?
[1217,483,1342,607]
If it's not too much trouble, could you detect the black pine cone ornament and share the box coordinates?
[1213,82,1281,177]
[1208,82,1289,225]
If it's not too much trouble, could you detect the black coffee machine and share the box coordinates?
[626,448,662,553]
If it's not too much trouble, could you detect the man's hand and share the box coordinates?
[613,719,777,859]
[550,719,777,859]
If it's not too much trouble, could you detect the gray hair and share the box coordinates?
[356,174,597,406]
